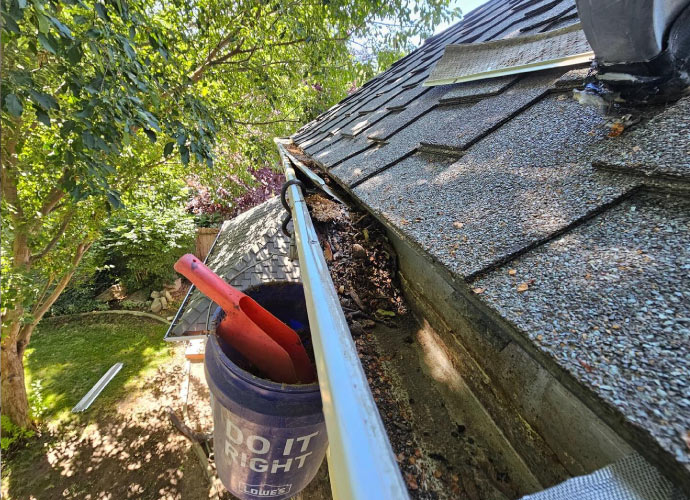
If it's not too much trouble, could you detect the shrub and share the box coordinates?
[49,283,109,316]
[186,166,284,220]
[119,300,151,311]
[93,205,195,290]
[1,415,34,451]
[193,212,223,228]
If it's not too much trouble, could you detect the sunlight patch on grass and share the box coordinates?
[24,315,171,423]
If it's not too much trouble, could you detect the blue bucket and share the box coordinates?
[205,282,327,499]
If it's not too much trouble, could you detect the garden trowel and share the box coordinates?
[174,254,315,384]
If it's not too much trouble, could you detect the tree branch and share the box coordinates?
[0,131,23,219]
[30,210,74,263]
[19,240,93,351]
[38,187,65,217]
[235,118,301,126]
[190,37,246,83]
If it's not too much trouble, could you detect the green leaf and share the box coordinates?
[137,110,160,132]
[121,38,135,59]
[144,129,156,143]
[61,119,76,135]
[73,14,88,24]
[94,136,111,152]
[163,141,174,157]
[4,93,23,117]
[28,90,58,110]
[49,17,73,39]
[106,191,122,208]
[36,12,51,34]
[36,109,50,126]
[179,144,189,165]
[2,14,20,34]
[85,75,103,94]
[66,43,81,64]
[37,32,57,54]
[82,130,95,149]
[95,3,108,21]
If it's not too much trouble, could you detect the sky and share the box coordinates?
[349,0,490,65]
[434,0,489,34]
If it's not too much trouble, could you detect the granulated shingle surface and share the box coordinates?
[170,197,300,337]
[289,0,690,488]
[312,133,374,167]
[474,192,690,467]
[593,97,690,180]
[438,75,517,104]
[332,71,565,187]
[354,95,639,277]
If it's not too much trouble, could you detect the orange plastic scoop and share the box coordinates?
[174,254,315,383]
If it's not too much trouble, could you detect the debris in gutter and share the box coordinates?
[605,114,640,137]
[304,196,406,324]
[72,362,123,413]
[296,144,522,498]
[572,82,620,111]
[285,143,344,204]
[305,194,343,222]
[303,192,441,495]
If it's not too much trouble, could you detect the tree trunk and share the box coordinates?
[1,324,32,428]
[0,241,91,428]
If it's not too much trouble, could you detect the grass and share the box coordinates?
[24,314,171,423]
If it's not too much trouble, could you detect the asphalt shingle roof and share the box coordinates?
[291,0,690,491]
[475,192,690,465]
[168,197,299,338]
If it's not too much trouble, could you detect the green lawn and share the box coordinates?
[25,314,171,423]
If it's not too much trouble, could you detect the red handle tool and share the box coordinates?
[174,254,315,384]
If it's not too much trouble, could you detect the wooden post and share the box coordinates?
[195,227,219,260]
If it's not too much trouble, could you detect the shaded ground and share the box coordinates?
[2,316,223,500]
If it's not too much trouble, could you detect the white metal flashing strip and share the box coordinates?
[275,139,409,500]
[423,52,594,86]
[281,147,345,205]
[424,23,594,87]
[72,362,123,412]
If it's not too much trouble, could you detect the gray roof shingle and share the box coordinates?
[593,97,690,181]
[169,197,300,338]
[475,192,690,470]
[291,0,690,490]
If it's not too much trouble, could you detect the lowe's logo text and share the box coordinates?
[241,483,291,497]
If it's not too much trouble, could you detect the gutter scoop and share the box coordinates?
[174,254,315,384]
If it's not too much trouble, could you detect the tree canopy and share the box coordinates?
[1,0,461,427]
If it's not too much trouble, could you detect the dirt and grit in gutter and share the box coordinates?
[302,177,522,500]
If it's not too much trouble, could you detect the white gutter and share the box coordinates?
[275,139,409,500]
